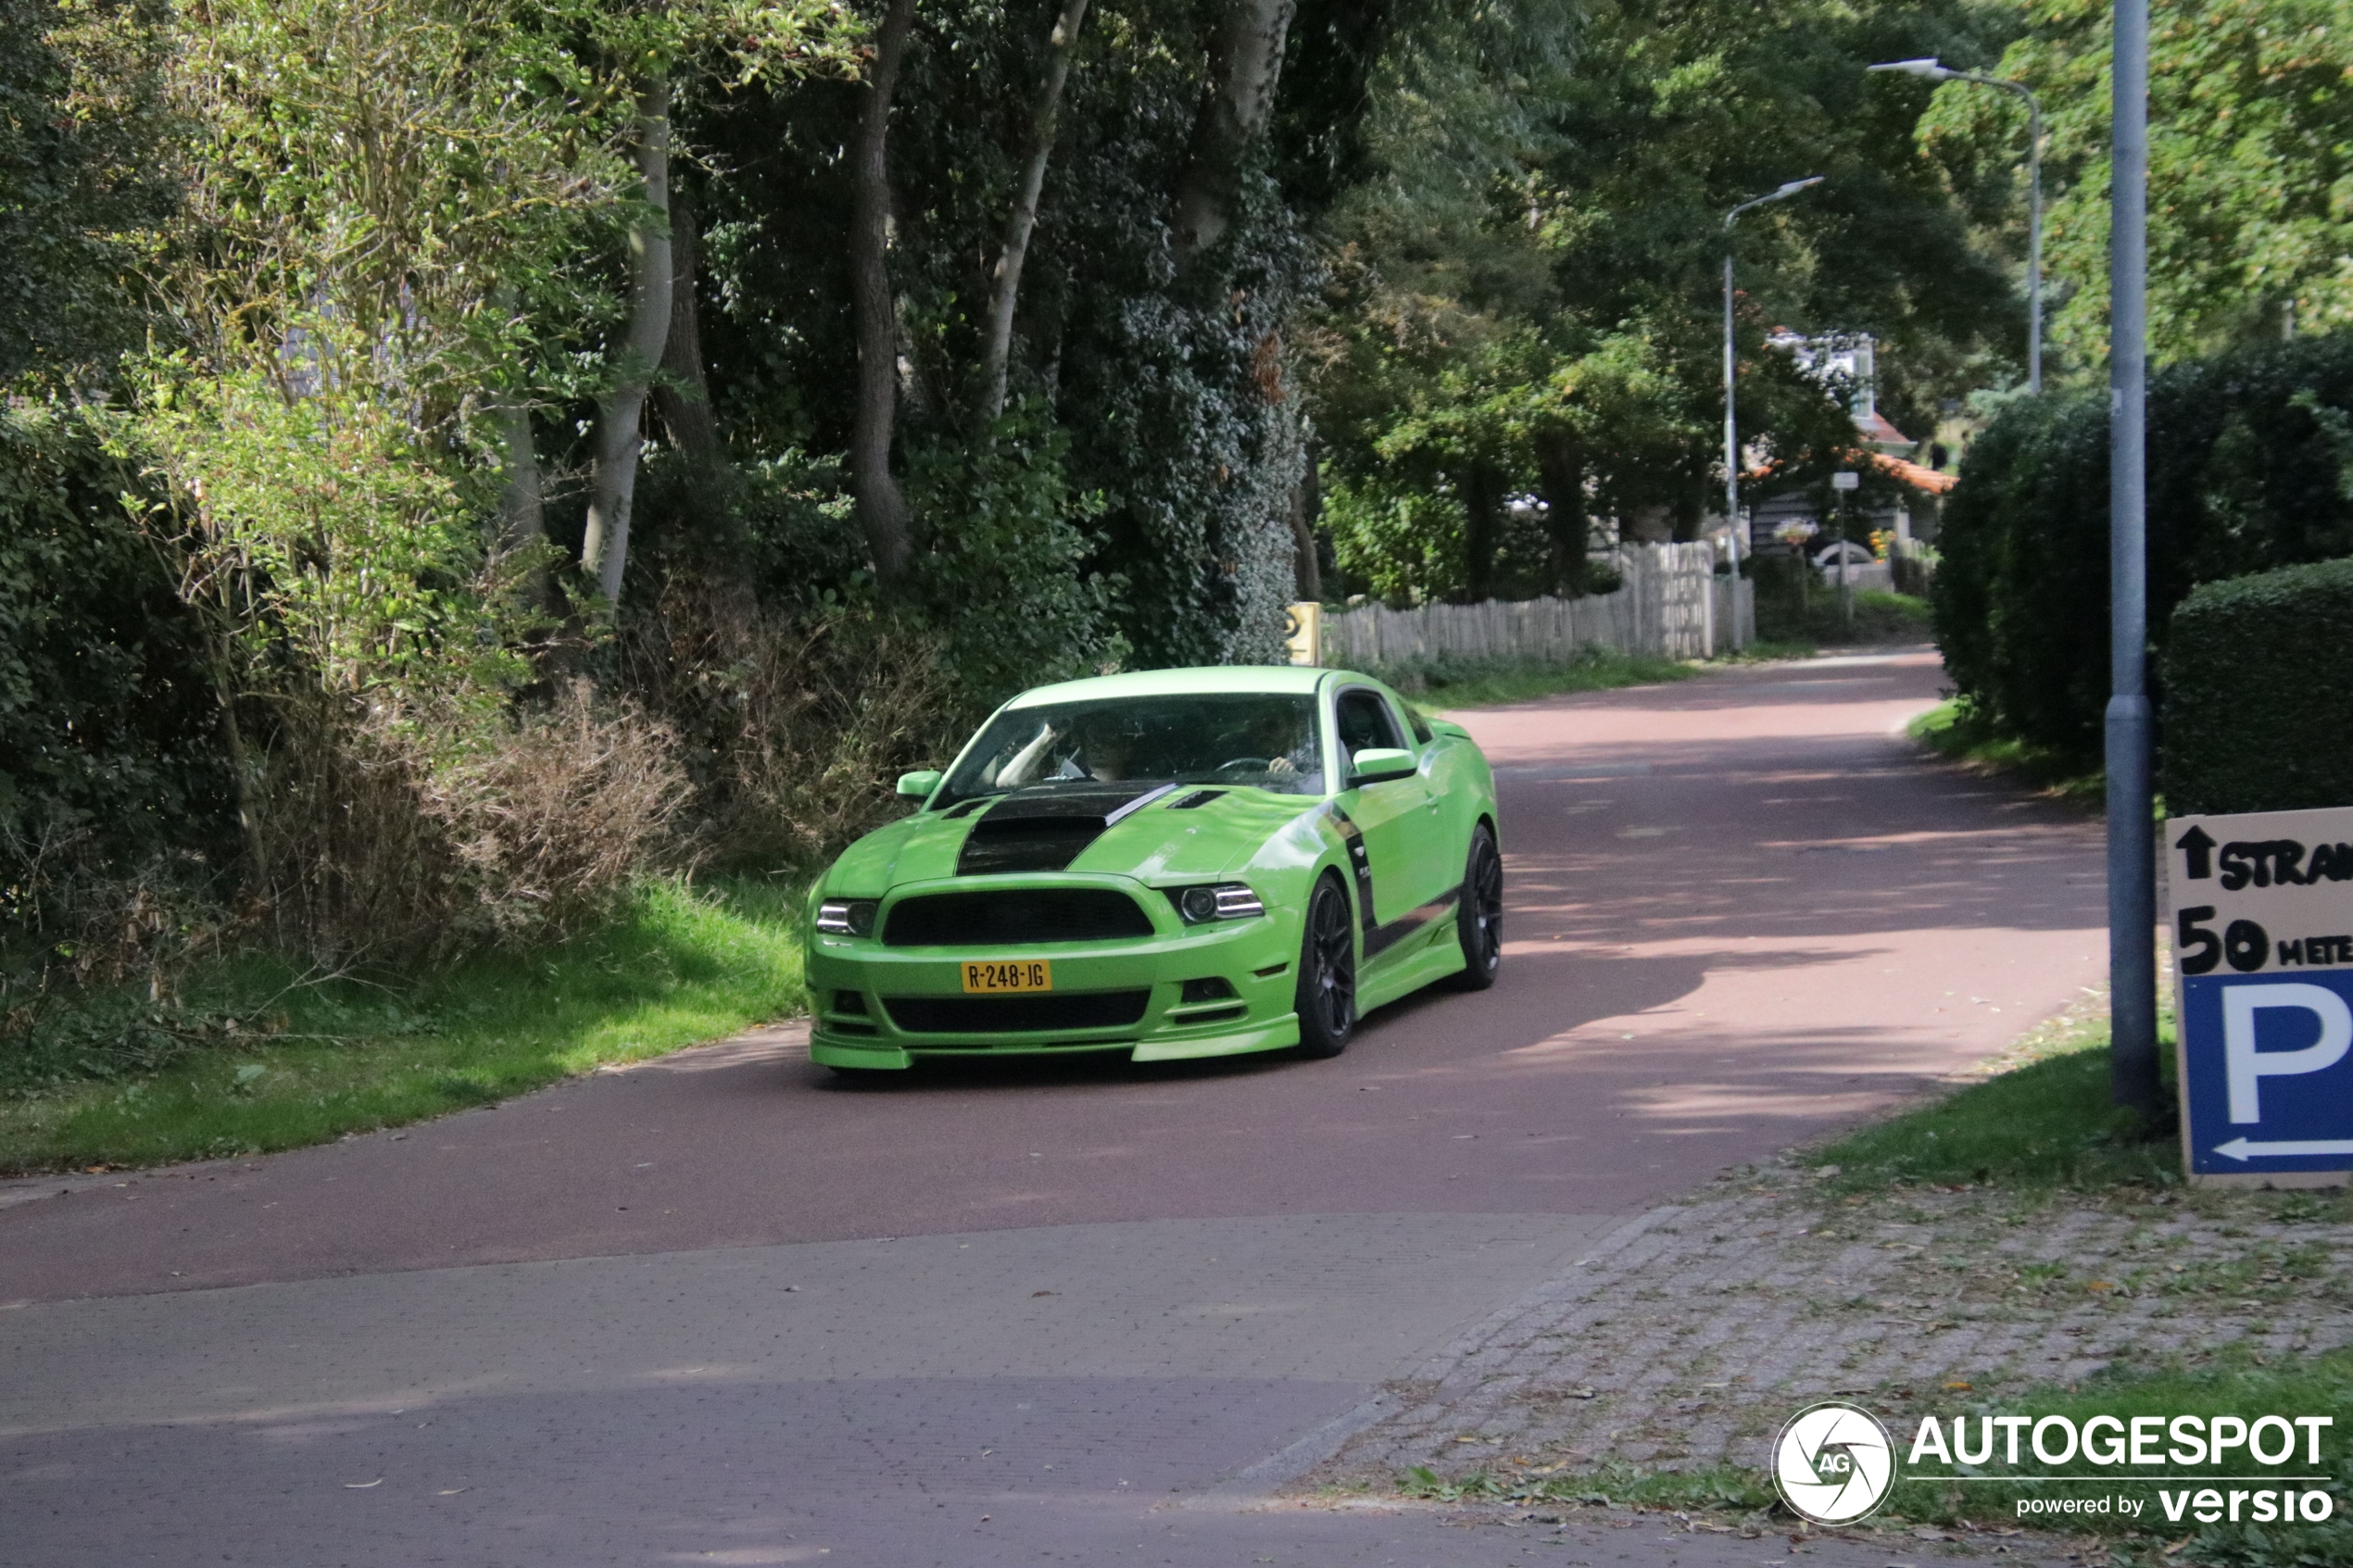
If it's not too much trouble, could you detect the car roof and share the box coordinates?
[1004,665,1374,708]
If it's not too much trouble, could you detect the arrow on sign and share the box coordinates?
[2175,824,2216,880]
[2213,1136,2353,1160]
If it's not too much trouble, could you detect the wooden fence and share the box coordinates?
[1312,544,1754,668]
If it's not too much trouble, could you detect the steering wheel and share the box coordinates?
[1213,756,1272,774]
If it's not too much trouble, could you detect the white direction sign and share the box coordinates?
[2168,805,2353,1179]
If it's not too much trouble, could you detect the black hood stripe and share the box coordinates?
[954,784,1169,876]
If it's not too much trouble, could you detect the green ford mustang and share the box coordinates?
[805,666,1503,1071]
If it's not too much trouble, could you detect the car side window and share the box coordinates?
[1400,701,1432,746]
[1336,688,1403,764]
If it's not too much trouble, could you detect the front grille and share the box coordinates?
[882,990,1151,1035]
[883,889,1154,947]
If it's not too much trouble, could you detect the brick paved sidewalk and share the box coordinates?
[1305,1159,2353,1494]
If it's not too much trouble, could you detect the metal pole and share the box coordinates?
[1723,248,1742,648]
[2108,0,2162,1123]
[1717,178,1819,652]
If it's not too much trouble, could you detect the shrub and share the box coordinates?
[416,684,690,944]
[1934,333,2353,771]
[0,406,232,874]
[616,574,969,870]
[250,685,689,960]
[1752,554,1932,645]
[2162,558,2353,815]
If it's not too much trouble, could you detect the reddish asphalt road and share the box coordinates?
[1,648,2103,1304]
[0,648,2109,1568]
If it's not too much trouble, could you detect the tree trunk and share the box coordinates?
[979,0,1089,423]
[581,74,673,608]
[1170,0,1297,270]
[495,402,544,549]
[492,397,553,610]
[653,186,726,499]
[1534,430,1589,596]
[1287,436,1322,601]
[849,0,918,582]
[1461,461,1501,603]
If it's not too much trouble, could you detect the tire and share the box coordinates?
[1445,823,1504,991]
[1292,872,1359,1058]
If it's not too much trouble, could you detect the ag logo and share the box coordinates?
[1772,1400,1896,1524]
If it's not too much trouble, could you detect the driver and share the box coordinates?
[1078,717,1139,781]
[1245,709,1305,778]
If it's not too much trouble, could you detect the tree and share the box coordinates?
[582,75,676,606]
[847,0,918,583]
[1308,0,2020,603]
[979,0,1090,422]
[1917,0,2353,370]
[0,0,173,392]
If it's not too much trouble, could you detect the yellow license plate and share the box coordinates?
[962,959,1052,994]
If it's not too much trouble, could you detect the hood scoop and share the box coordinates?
[955,784,1176,876]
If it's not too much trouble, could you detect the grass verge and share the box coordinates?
[1911,698,2105,805]
[0,875,807,1175]
[1814,1004,2183,1196]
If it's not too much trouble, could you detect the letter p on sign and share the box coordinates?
[2225,984,2353,1123]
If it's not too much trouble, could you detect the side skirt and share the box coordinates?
[1357,918,1467,1013]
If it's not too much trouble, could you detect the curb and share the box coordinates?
[1189,1205,1685,1508]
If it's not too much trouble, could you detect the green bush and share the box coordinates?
[1934,333,2353,771]
[2163,558,2353,814]
[1752,554,1933,644]
[0,407,231,872]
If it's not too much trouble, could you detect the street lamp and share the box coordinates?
[1722,176,1824,650]
[1869,57,2044,394]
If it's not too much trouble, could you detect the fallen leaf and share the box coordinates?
[1944,1381,1972,1391]
[1032,1290,1054,1298]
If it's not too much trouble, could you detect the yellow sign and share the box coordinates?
[962,960,1051,994]
[1283,601,1321,666]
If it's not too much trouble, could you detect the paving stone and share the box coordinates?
[1306,1161,2353,1492]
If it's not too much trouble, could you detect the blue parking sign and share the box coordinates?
[2169,806,2353,1180]
[2181,972,2353,1173]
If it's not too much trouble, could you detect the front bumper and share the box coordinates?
[805,875,1301,1069]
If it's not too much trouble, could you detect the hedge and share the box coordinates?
[1933,333,2353,772]
[2162,558,2353,816]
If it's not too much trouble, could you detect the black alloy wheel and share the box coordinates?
[1293,873,1358,1058]
[1446,823,1504,991]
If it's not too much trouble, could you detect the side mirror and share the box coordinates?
[1349,747,1416,785]
[896,769,943,800]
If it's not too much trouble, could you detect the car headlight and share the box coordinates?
[1168,883,1265,923]
[815,898,879,936]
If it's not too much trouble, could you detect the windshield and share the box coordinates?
[937,692,1326,807]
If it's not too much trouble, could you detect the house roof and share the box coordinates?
[1870,451,1957,495]
[1856,409,1912,446]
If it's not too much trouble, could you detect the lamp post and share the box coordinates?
[1723,176,1825,651]
[2106,3,2161,1123]
[1869,57,2044,393]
